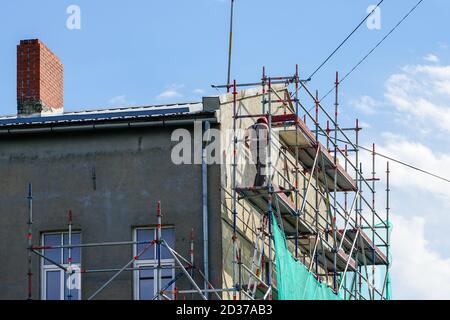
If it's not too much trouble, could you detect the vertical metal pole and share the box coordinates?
[371,143,376,299]
[226,0,235,93]
[333,71,339,291]
[358,162,363,296]
[202,121,210,299]
[156,201,162,300]
[232,79,238,300]
[189,229,195,300]
[267,77,273,300]
[67,210,73,300]
[297,156,306,262]
[238,248,242,300]
[27,183,33,300]
[344,144,348,214]
[344,144,348,299]
[262,67,266,114]
[354,118,360,299]
[314,91,319,275]
[325,119,330,246]
[386,161,391,299]
[326,121,330,151]
[295,65,300,259]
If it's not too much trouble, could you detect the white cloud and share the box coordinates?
[423,53,439,63]
[402,64,450,79]
[358,120,371,129]
[355,59,450,299]
[438,42,449,50]
[376,134,450,201]
[391,214,450,299]
[349,95,380,115]
[156,84,184,100]
[193,88,205,95]
[384,64,450,134]
[108,95,135,106]
[358,134,450,299]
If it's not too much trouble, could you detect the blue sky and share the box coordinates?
[1,0,447,114]
[1,0,450,299]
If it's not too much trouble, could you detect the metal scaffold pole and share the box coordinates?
[295,64,300,259]
[314,90,320,277]
[67,210,73,300]
[156,201,162,300]
[354,118,360,299]
[384,161,391,299]
[267,76,274,300]
[371,143,376,299]
[333,71,339,291]
[190,229,195,300]
[358,162,363,297]
[27,183,33,300]
[202,120,210,299]
[232,79,238,300]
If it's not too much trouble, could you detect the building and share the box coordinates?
[0,40,391,300]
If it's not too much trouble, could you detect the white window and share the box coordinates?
[41,232,81,300]
[133,227,175,300]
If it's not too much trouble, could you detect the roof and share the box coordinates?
[0,102,207,130]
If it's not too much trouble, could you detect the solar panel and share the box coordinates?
[0,106,193,127]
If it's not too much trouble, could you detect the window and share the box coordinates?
[133,227,175,300]
[41,232,81,300]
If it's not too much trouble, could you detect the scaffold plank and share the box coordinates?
[235,186,315,235]
[272,114,356,192]
[343,229,388,266]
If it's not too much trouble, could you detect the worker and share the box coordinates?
[245,117,270,187]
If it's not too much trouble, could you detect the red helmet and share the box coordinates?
[257,117,268,125]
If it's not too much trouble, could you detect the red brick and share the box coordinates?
[17,39,63,116]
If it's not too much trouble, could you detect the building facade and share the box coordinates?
[0,39,391,300]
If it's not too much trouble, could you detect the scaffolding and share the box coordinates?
[213,65,391,300]
[25,65,391,300]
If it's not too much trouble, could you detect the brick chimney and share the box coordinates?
[17,39,64,117]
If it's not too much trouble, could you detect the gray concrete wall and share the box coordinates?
[0,124,222,300]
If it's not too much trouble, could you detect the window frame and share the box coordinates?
[133,227,175,300]
[41,231,82,300]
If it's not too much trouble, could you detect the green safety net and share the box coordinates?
[272,214,341,300]
[374,220,393,300]
[387,222,393,300]
[386,272,392,300]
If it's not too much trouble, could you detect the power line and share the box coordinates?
[307,0,384,81]
[218,0,442,184]
[313,0,435,184]
[358,144,450,184]
[319,0,425,102]
[324,132,450,183]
